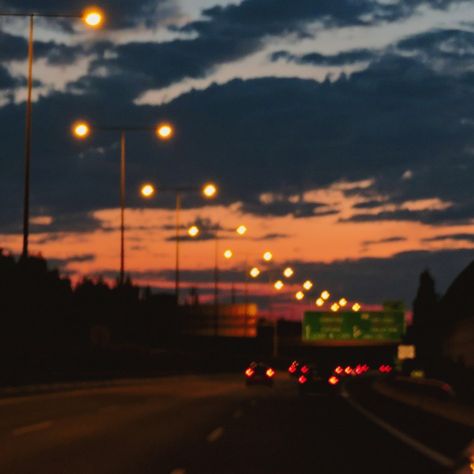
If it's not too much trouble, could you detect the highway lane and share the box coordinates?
[0,374,469,473]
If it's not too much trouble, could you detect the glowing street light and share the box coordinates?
[72,119,173,286]
[315,297,324,307]
[331,303,340,312]
[339,297,348,307]
[188,225,200,237]
[202,182,218,199]
[5,7,105,258]
[223,249,233,259]
[283,267,294,278]
[274,280,284,290]
[263,251,273,262]
[295,291,305,301]
[303,280,313,291]
[83,7,105,27]
[236,225,247,236]
[156,123,174,140]
[321,290,330,301]
[352,303,361,312]
[249,267,260,278]
[140,183,155,198]
[72,121,90,138]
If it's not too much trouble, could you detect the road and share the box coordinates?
[0,373,471,474]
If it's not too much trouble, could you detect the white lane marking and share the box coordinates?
[341,387,454,468]
[12,420,53,437]
[233,409,243,419]
[170,469,186,474]
[206,426,224,443]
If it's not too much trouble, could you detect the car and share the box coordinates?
[297,365,340,396]
[288,360,300,377]
[244,362,276,386]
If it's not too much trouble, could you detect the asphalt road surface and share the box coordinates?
[0,374,471,474]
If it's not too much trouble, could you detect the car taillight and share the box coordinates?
[288,365,296,373]
[379,365,392,373]
[266,368,275,378]
[344,366,352,375]
[245,368,254,377]
[334,366,343,375]
[328,376,339,385]
[298,375,307,384]
[301,365,309,374]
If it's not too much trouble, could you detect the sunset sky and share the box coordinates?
[1,0,474,313]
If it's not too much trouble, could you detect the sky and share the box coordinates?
[1,0,474,315]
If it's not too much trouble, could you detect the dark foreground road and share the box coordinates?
[0,374,470,474]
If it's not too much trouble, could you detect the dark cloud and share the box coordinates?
[0,0,177,29]
[48,253,96,268]
[397,29,474,64]
[422,233,474,243]
[253,232,290,241]
[271,48,376,66]
[1,50,473,230]
[241,199,339,219]
[352,199,388,209]
[101,249,474,306]
[362,236,407,246]
[0,64,20,89]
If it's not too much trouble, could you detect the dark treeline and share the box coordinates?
[408,262,474,400]
[0,251,180,385]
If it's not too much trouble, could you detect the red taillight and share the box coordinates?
[298,375,307,384]
[288,365,296,373]
[355,365,363,375]
[328,376,339,385]
[334,366,343,375]
[245,368,254,377]
[344,366,352,375]
[379,365,392,373]
[266,368,275,378]
[301,365,309,374]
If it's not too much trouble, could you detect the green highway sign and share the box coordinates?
[303,311,405,343]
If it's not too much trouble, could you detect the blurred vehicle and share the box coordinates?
[245,362,275,386]
[452,439,474,474]
[297,364,339,396]
[288,360,300,377]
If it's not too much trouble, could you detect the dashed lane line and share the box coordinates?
[12,420,53,437]
[206,426,224,443]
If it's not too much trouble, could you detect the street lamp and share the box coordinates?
[0,7,104,258]
[339,297,348,307]
[295,291,305,301]
[72,120,173,285]
[139,181,217,303]
[352,302,361,312]
[187,225,200,238]
[249,267,260,278]
[223,249,233,259]
[315,297,324,307]
[303,280,313,291]
[283,267,294,278]
[236,225,247,236]
[331,302,340,312]
[321,290,330,300]
[262,251,273,262]
[274,280,284,290]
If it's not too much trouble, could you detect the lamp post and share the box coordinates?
[72,121,173,285]
[0,7,104,258]
[140,181,218,303]
[188,222,248,336]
